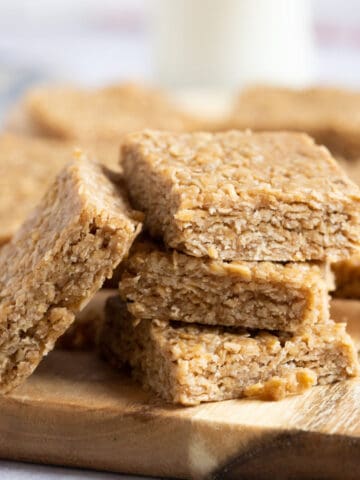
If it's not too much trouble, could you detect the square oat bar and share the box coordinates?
[0,133,119,246]
[120,241,331,332]
[0,153,142,393]
[20,83,202,140]
[100,298,359,406]
[122,130,360,262]
[230,86,360,159]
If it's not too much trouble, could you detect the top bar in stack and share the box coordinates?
[122,130,360,262]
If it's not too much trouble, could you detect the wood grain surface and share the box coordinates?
[0,299,359,480]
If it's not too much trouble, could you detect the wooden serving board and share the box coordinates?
[0,300,359,480]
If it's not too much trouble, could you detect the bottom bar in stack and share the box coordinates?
[100,297,359,406]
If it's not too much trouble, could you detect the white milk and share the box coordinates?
[150,0,315,89]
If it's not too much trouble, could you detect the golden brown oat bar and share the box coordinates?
[100,298,359,406]
[56,289,115,350]
[120,242,330,332]
[21,83,202,140]
[0,155,142,393]
[229,86,360,159]
[122,130,360,262]
[0,134,119,246]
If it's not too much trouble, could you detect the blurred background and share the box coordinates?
[0,0,359,119]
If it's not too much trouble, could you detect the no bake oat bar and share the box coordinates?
[122,130,360,262]
[0,133,119,245]
[0,154,142,393]
[230,86,360,159]
[21,83,202,141]
[101,298,359,405]
[120,242,330,332]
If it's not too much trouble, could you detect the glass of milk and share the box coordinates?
[150,0,314,89]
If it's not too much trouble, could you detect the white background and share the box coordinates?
[0,0,360,88]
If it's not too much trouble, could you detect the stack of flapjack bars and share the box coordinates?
[99,129,360,406]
